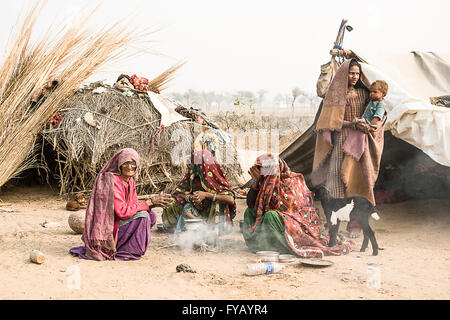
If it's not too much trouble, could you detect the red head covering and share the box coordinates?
[250,153,314,232]
[249,153,353,256]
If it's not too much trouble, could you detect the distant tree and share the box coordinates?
[183,89,201,107]
[200,91,215,110]
[233,91,256,115]
[215,92,225,109]
[257,89,268,107]
[183,91,190,105]
[273,93,284,107]
[284,93,291,109]
[291,87,302,108]
[168,92,184,103]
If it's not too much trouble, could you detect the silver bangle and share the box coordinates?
[212,193,217,202]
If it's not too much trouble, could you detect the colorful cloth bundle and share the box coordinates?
[130,74,150,92]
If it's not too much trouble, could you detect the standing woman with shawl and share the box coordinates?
[311,59,386,236]
[162,150,236,235]
[69,148,173,261]
[243,153,353,256]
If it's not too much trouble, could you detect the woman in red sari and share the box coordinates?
[70,148,173,260]
[162,150,236,235]
[243,153,353,257]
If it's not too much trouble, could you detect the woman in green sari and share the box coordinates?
[243,153,353,257]
[162,150,236,235]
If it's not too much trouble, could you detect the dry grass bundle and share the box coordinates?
[0,1,154,188]
[148,61,187,93]
[42,86,244,196]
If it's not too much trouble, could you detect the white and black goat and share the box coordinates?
[316,188,381,255]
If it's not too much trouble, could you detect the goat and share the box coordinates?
[315,188,380,255]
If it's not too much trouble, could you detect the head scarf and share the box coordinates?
[249,153,353,256]
[82,148,140,260]
[315,59,371,132]
[175,150,236,224]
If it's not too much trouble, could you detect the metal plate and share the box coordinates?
[184,219,204,223]
[279,254,296,263]
[256,251,280,257]
[299,258,334,268]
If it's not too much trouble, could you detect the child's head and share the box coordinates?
[369,80,389,101]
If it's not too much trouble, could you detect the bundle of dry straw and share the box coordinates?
[0,2,154,188]
[148,61,187,93]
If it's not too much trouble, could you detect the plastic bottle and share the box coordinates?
[245,262,285,276]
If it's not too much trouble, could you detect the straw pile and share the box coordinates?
[0,2,153,189]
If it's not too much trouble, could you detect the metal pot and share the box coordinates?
[184,219,204,231]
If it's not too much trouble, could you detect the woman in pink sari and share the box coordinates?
[69,148,173,261]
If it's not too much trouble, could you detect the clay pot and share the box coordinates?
[68,211,85,234]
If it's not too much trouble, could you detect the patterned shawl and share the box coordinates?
[249,154,352,256]
[82,148,141,260]
[312,59,385,205]
[174,150,236,229]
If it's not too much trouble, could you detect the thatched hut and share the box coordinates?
[40,82,244,197]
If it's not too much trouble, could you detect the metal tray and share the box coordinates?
[256,251,280,257]
[299,258,334,268]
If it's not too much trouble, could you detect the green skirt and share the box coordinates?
[242,207,293,254]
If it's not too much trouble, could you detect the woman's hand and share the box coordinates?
[193,191,208,202]
[342,120,353,128]
[248,165,261,189]
[182,194,193,203]
[356,122,375,134]
[351,117,372,133]
[148,193,174,208]
[192,191,209,210]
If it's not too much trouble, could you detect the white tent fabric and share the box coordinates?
[361,53,450,167]
[364,52,450,101]
[147,91,189,127]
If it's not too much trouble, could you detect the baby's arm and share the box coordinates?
[371,102,386,125]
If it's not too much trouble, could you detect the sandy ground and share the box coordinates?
[0,185,449,300]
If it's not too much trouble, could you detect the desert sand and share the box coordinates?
[0,185,449,300]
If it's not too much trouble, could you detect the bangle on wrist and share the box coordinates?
[212,193,217,202]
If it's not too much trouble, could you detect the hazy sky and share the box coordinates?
[2,0,450,96]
